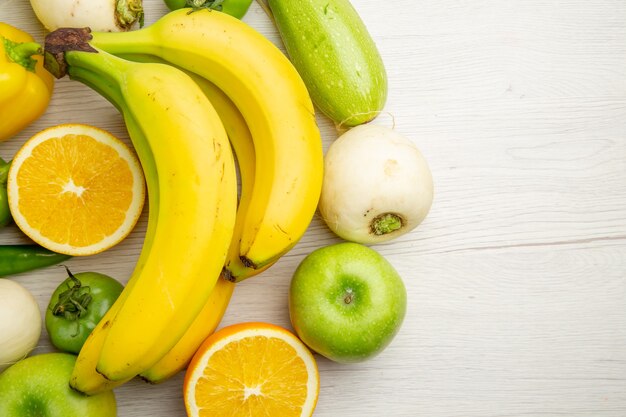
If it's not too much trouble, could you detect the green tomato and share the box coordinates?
[46,268,123,354]
[163,0,253,19]
[0,353,116,417]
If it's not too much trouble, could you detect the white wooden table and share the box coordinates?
[1,1,625,416]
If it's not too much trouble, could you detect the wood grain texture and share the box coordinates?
[1,0,626,416]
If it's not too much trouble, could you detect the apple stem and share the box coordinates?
[344,291,354,304]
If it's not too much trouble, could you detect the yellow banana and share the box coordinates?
[187,74,275,281]
[139,75,286,382]
[70,289,131,393]
[139,76,244,383]
[70,58,255,391]
[91,9,324,275]
[69,60,260,390]
[72,275,233,392]
[45,29,238,382]
[139,277,234,383]
[70,89,235,388]
[69,107,156,394]
[118,55,271,281]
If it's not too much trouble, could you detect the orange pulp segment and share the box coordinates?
[7,123,145,256]
[184,322,319,417]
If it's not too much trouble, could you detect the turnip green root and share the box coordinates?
[0,279,41,372]
[30,0,144,32]
[319,124,433,244]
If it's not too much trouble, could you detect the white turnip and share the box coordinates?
[30,0,144,32]
[0,279,41,372]
[319,124,433,244]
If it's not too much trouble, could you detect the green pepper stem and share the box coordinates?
[3,38,42,72]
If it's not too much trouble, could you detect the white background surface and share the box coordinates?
[1,0,626,416]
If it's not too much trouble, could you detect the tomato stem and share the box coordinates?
[51,266,92,325]
[183,0,224,13]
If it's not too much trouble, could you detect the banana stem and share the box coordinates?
[44,27,130,86]
[44,28,96,78]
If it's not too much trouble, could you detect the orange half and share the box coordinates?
[184,322,320,417]
[7,124,145,256]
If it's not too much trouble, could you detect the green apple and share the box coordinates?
[289,242,407,363]
[0,352,116,417]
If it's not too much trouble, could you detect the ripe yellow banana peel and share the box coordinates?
[70,75,253,391]
[140,277,235,383]
[117,54,276,282]
[141,76,242,384]
[186,73,277,281]
[91,8,324,275]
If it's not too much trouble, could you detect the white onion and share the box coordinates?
[30,0,144,33]
[0,279,42,372]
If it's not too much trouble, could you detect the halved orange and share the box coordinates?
[184,322,320,417]
[7,124,145,256]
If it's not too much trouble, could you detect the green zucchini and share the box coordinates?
[268,0,388,127]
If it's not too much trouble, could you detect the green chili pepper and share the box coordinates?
[0,158,11,228]
[163,0,253,19]
[46,267,124,354]
[0,245,70,277]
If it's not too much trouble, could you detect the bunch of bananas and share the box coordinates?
[43,9,323,394]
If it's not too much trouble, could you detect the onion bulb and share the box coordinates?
[30,0,144,32]
[319,124,433,244]
[0,279,41,372]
